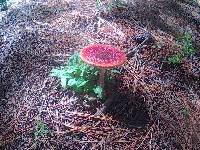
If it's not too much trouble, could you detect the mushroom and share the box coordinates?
[80,44,127,88]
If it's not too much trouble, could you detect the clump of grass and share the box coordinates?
[168,33,196,65]
[50,53,118,99]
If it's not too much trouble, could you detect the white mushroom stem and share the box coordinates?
[99,68,106,88]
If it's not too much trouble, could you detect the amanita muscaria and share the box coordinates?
[80,44,127,87]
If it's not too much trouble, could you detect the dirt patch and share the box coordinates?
[0,0,200,149]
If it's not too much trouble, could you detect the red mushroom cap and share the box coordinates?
[80,44,127,68]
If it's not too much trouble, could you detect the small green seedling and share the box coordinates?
[107,0,127,11]
[167,53,183,65]
[182,33,195,56]
[96,0,127,11]
[168,33,196,65]
[0,0,8,11]
[182,108,189,119]
[96,0,102,7]
[34,121,48,139]
[93,85,103,99]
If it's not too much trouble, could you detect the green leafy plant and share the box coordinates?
[34,121,48,139]
[168,53,183,65]
[182,33,195,56]
[93,85,103,99]
[51,53,117,99]
[167,33,196,65]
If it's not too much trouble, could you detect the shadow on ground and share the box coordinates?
[105,90,150,129]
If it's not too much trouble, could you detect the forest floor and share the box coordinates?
[0,0,200,149]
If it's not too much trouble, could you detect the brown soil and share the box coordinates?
[0,0,200,149]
